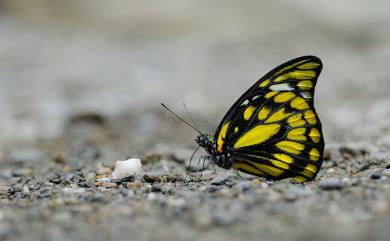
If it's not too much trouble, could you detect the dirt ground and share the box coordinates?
[0,1,389,241]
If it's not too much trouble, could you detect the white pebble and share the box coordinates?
[112,158,142,179]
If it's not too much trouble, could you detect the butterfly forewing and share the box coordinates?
[214,56,324,182]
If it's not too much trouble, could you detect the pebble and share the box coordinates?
[94,182,117,188]
[22,185,30,194]
[283,186,313,201]
[126,182,142,189]
[370,172,383,180]
[151,184,162,192]
[235,181,252,192]
[210,175,229,186]
[167,197,186,208]
[95,177,112,183]
[213,203,245,226]
[383,169,390,177]
[318,178,345,190]
[143,174,161,183]
[203,185,221,193]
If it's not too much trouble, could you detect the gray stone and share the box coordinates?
[318,178,345,190]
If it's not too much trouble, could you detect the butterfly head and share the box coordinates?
[195,133,214,148]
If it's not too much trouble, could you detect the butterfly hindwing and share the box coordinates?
[214,56,324,182]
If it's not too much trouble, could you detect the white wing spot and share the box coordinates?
[269,83,294,91]
[241,99,249,106]
[300,91,312,99]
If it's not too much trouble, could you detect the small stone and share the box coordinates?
[210,175,229,186]
[64,173,76,182]
[22,185,30,194]
[147,192,157,200]
[95,182,117,188]
[283,186,313,201]
[383,169,390,177]
[151,184,162,192]
[327,168,335,173]
[213,203,245,226]
[96,177,112,183]
[143,174,161,183]
[235,181,252,192]
[112,159,142,179]
[126,182,142,189]
[203,185,221,193]
[370,172,383,180]
[318,178,345,190]
[161,175,181,183]
[118,175,135,183]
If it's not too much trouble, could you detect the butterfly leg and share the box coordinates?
[185,146,200,182]
[210,160,217,174]
[200,156,207,179]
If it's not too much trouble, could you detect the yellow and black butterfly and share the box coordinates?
[163,56,324,182]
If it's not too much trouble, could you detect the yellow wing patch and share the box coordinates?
[287,113,306,127]
[309,128,321,143]
[265,92,278,99]
[291,97,309,110]
[298,62,321,70]
[259,79,271,87]
[274,92,296,103]
[294,176,307,183]
[274,70,316,82]
[234,124,281,149]
[301,164,317,178]
[271,160,290,170]
[287,128,307,141]
[297,80,313,90]
[309,148,320,161]
[275,141,305,155]
[232,162,266,176]
[273,153,294,164]
[217,122,230,153]
[258,107,271,120]
[249,161,284,177]
[303,110,317,124]
[265,108,291,123]
[274,60,308,75]
[243,105,256,120]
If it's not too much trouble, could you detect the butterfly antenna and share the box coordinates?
[161,103,202,135]
[182,102,201,132]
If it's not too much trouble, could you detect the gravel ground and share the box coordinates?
[1,114,389,241]
[1,1,390,241]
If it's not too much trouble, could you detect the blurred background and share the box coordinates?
[1,0,390,148]
[1,2,390,241]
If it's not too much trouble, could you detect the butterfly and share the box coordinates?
[163,56,324,182]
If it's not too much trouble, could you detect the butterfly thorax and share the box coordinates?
[196,134,232,169]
